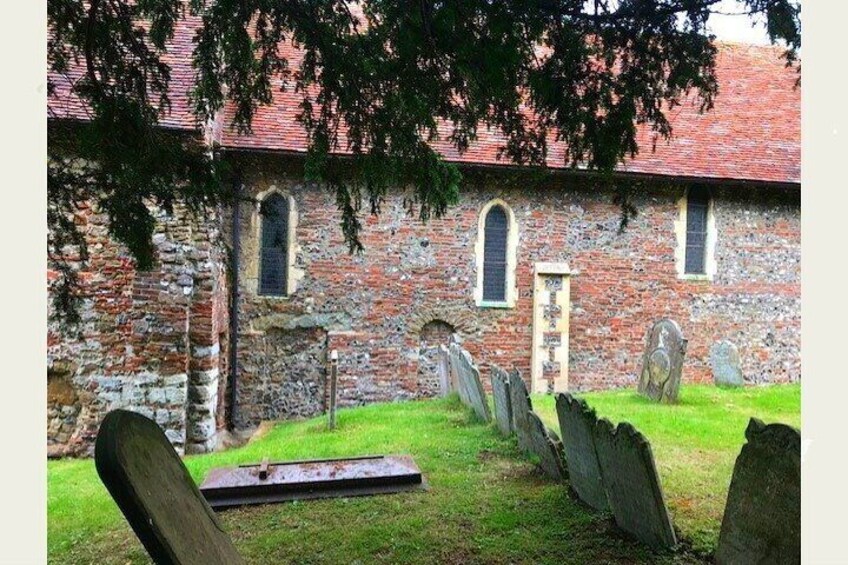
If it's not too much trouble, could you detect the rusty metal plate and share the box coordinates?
[199,455,426,509]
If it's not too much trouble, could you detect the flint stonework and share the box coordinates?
[491,366,513,436]
[638,319,688,403]
[95,409,244,564]
[709,340,745,387]
[716,418,800,564]
[555,393,609,511]
[527,411,567,481]
[508,370,534,454]
[449,343,491,423]
[593,419,677,548]
[47,170,802,458]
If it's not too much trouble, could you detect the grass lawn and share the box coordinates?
[48,384,799,564]
[532,384,801,552]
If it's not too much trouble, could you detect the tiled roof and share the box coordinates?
[48,17,800,185]
[47,15,202,131]
[220,40,800,185]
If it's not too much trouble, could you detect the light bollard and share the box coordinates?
[328,349,338,430]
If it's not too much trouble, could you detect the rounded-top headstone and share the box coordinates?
[637,319,687,403]
[95,409,245,564]
[709,340,745,387]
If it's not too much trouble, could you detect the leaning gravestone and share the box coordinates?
[638,319,688,403]
[716,418,800,564]
[593,419,677,548]
[508,370,534,454]
[491,365,513,437]
[447,343,471,407]
[709,340,745,387]
[95,409,245,565]
[437,344,452,396]
[555,393,609,511]
[449,343,491,423]
[526,411,567,481]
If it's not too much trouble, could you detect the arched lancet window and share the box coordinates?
[684,186,710,275]
[482,205,509,302]
[259,193,290,296]
[675,185,716,280]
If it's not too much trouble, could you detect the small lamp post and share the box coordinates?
[328,349,338,430]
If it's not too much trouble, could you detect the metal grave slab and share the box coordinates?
[199,454,426,509]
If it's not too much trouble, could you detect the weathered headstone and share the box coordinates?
[491,365,513,437]
[508,370,534,454]
[716,418,800,564]
[449,343,491,423]
[446,335,461,393]
[593,418,677,548]
[709,340,745,387]
[555,393,609,511]
[526,411,567,481]
[437,344,451,396]
[447,343,471,407]
[95,409,245,564]
[637,319,688,403]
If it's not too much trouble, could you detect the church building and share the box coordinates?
[47,20,800,456]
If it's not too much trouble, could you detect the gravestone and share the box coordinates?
[555,393,609,511]
[593,418,677,549]
[716,418,800,564]
[446,335,461,393]
[447,343,471,407]
[491,365,513,437]
[449,343,491,423]
[526,411,567,481]
[637,319,688,403]
[95,409,245,564]
[437,344,451,396]
[709,340,745,387]
[508,370,534,454]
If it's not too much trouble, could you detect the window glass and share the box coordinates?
[685,186,710,275]
[483,205,508,301]
[259,193,289,296]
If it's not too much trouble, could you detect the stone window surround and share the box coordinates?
[474,198,519,308]
[251,187,304,298]
[674,186,717,281]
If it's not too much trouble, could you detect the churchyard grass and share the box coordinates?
[533,383,801,552]
[48,384,798,563]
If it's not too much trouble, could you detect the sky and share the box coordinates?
[706,0,773,45]
[579,0,779,45]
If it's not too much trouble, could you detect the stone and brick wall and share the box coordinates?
[225,155,800,427]
[46,151,800,452]
[47,202,229,456]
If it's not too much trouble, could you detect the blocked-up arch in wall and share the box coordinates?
[417,319,457,398]
[408,304,477,337]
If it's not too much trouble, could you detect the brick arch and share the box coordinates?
[408,304,477,337]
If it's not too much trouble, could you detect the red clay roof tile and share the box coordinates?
[47,15,202,131]
[48,17,800,185]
